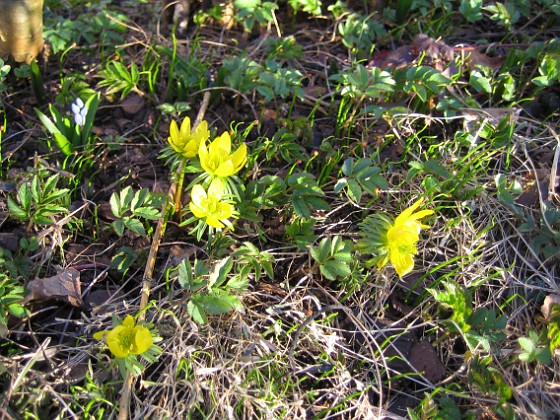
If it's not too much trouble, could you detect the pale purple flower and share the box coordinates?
[71,98,88,127]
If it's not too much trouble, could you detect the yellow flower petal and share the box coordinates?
[207,179,225,198]
[107,325,130,358]
[381,198,434,277]
[133,326,153,354]
[180,117,191,138]
[214,161,235,178]
[93,330,107,340]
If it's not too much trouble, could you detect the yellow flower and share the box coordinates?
[94,315,153,358]
[189,179,235,229]
[377,198,434,277]
[168,117,210,159]
[199,131,247,178]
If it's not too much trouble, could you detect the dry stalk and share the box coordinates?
[117,91,212,420]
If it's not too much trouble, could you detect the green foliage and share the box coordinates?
[429,280,507,351]
[310,236,353,280]
[220,56,262,94]
[334,158,388,203]
[98,61,141,99]
[8,173,70,227]
[44,8,128,55]
[0,58,11,107]
[35,93,100,159]
[336,65,395,100]
[429,280,473,334]
[395,65,451,109]
[288,0,322,16]
[264,36,304,61]
[251,128,307,164]
[459,0,483,22]
[109,186,163,237]
[287,172,330,218]
[337,14,387,59]
[257,61,305,102]
[155,45,208,102]
[0,273,28,338]
[532,47,560,87]
[355,213,393,266]
[285,217,317,250]
[232,242,275,282]
[468,354,512,404]
[234,0,279,32]
[546,303,560,352]
[176,257,245,325]
[518,329,552,365]
[408,394,462,420]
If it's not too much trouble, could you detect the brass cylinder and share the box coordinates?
[0,0,44,62]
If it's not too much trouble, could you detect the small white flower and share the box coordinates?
[71,98,88,127]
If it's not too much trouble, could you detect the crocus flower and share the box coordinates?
[71,98,88,127]
[189,179,235,229]
[94,315,153,358]
[168,117,210,159]
[198,131,247,179]
[377,198,434,277]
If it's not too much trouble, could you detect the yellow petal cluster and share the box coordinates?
[377,198,434,277]
[189,179,235,229]
[93,315,153,358]
[168,117,210,159]
[199,131,247,178]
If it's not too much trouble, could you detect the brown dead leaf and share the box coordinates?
[412,34,454,62]
[24,268,83,307]
[467,49,504,71]
[541,295,560,320]
[120,93,145,115]
[408,341,446,382]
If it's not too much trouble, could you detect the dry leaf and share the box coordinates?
[408,341,446,382]
[541,295,560,320]
[24,268,83,307]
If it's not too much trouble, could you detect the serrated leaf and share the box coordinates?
[187,299,208,325]
[7,303,27,318]
[124,218,147,237]
[208,257,233,289]
[112,220,125,236]
[18,183,31,213]
[322,260,352,279]
[346,178,362,202]
[292,196,310,218]
[7,197,28,220]
[109,192,121,218]
[518,336,535,353]
[133,206,161,220]
[198,290,242,315]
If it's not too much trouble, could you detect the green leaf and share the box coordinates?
[7,303,28,318]
[124,218,147,237]
[7,197,28,220]
[133,207,161,220]
[187,299,208,325]
[469,70,492,94]
[18,183,32,213]
[321,260,352,279]
[112,220,126,236]
[292,196,310,218]
[198,290,242,314]
[208,257,233,289]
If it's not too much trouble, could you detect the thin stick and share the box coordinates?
[117,91,212,420]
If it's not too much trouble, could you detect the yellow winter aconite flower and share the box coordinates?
[168,117,210,159]
[377,198,434,277]
[189,179,235,229]
[199,131,247,178]
[93,315,153,358]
